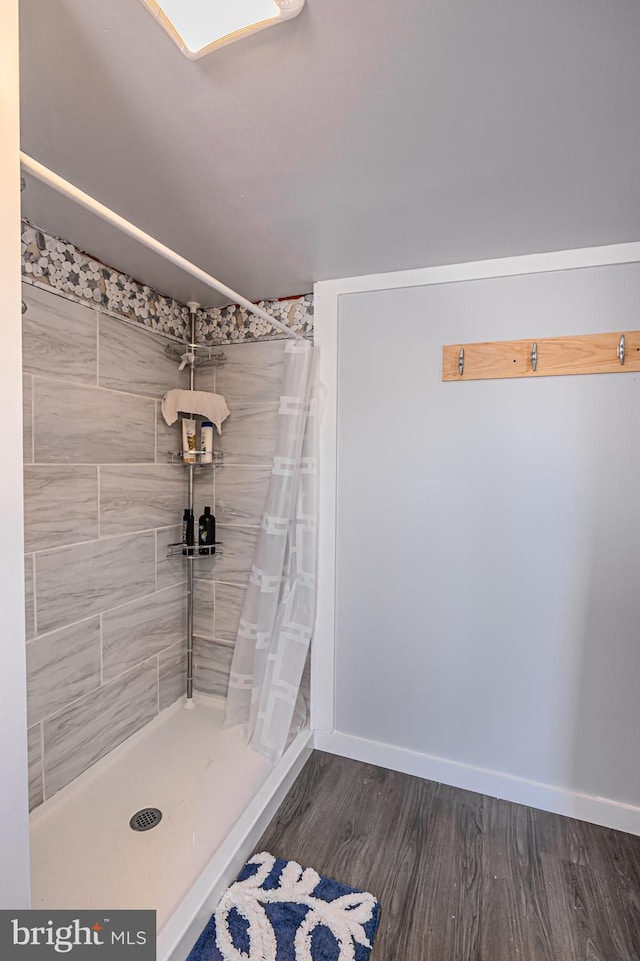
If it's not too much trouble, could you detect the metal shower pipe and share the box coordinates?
[184,304,197,707]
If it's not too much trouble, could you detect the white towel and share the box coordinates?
[161,389,230,434]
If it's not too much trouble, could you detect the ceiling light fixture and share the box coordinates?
[139,0,305,59]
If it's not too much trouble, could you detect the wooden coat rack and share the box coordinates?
[442,330,640,382]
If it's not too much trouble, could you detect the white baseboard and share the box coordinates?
[314,730,640,837]
[160,728,314,961]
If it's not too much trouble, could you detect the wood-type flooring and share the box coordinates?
[255,751,640,960]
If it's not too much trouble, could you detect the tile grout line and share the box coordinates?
[31,370,167,404]
[32,552,38,638]
[39,720,46,803]
[29,580,186,645]
[96,465,101,540]
[32,529,159,557]
[26,611,100,646]
[217,522,262,529]
[99,613,104,688]
[29,462,182,468]
[102,608,187,688]
[200,578,248,588]
[30,372,35,464]
[22,279,310,355]
[35,652,163,728]
[96,306,100,387]
[193,634,235,650]
[21,278,188,345]
[154,530,158,595]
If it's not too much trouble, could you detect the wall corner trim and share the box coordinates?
[314,730,640,838]
[313,240,640,299]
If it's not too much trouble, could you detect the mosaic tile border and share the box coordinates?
[196,297,314,345]
[21,219,314,344]
[21,220,190,338]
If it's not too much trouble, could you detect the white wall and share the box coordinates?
[0,0,29,908]
[314,249,640,834]
[0,0,32,905]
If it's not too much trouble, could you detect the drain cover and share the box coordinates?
[130,808,162,832]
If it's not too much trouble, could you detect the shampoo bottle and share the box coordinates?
[200,420,214,464]
[198,506,216,555]
[182,417,197,464]
[183,509,195,555]
[181,509,190,552]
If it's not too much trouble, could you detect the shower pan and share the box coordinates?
[30,699,312,961]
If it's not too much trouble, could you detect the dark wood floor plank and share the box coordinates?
[391,783,484,961]
[254,751,640,961]
[362,773,435,959]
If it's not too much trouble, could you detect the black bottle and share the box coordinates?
[183,509,195,556]
[181,509,189,554]
[199,506,216,555]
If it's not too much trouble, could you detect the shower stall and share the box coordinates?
[22,156,316,961]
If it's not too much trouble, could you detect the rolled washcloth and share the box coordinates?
[161,389,230,434]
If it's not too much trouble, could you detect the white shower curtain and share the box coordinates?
[224,339,318,762]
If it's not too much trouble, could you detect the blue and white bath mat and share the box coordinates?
[187,851,381,961]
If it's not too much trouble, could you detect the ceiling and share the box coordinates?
[19,0,640,307]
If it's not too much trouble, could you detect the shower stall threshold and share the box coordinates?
[29,696,313,961]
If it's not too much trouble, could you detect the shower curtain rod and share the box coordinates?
[20,152,304,341]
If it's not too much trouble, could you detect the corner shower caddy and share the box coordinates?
[166,303,226,708]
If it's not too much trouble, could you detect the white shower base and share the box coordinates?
[29,697,313,961]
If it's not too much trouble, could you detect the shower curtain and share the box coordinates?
[224,339,318,762]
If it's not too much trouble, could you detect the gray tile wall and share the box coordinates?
[23,282,190,808]
[24,466,98,552]
[42,660,159,798]
[23,285,300,806]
